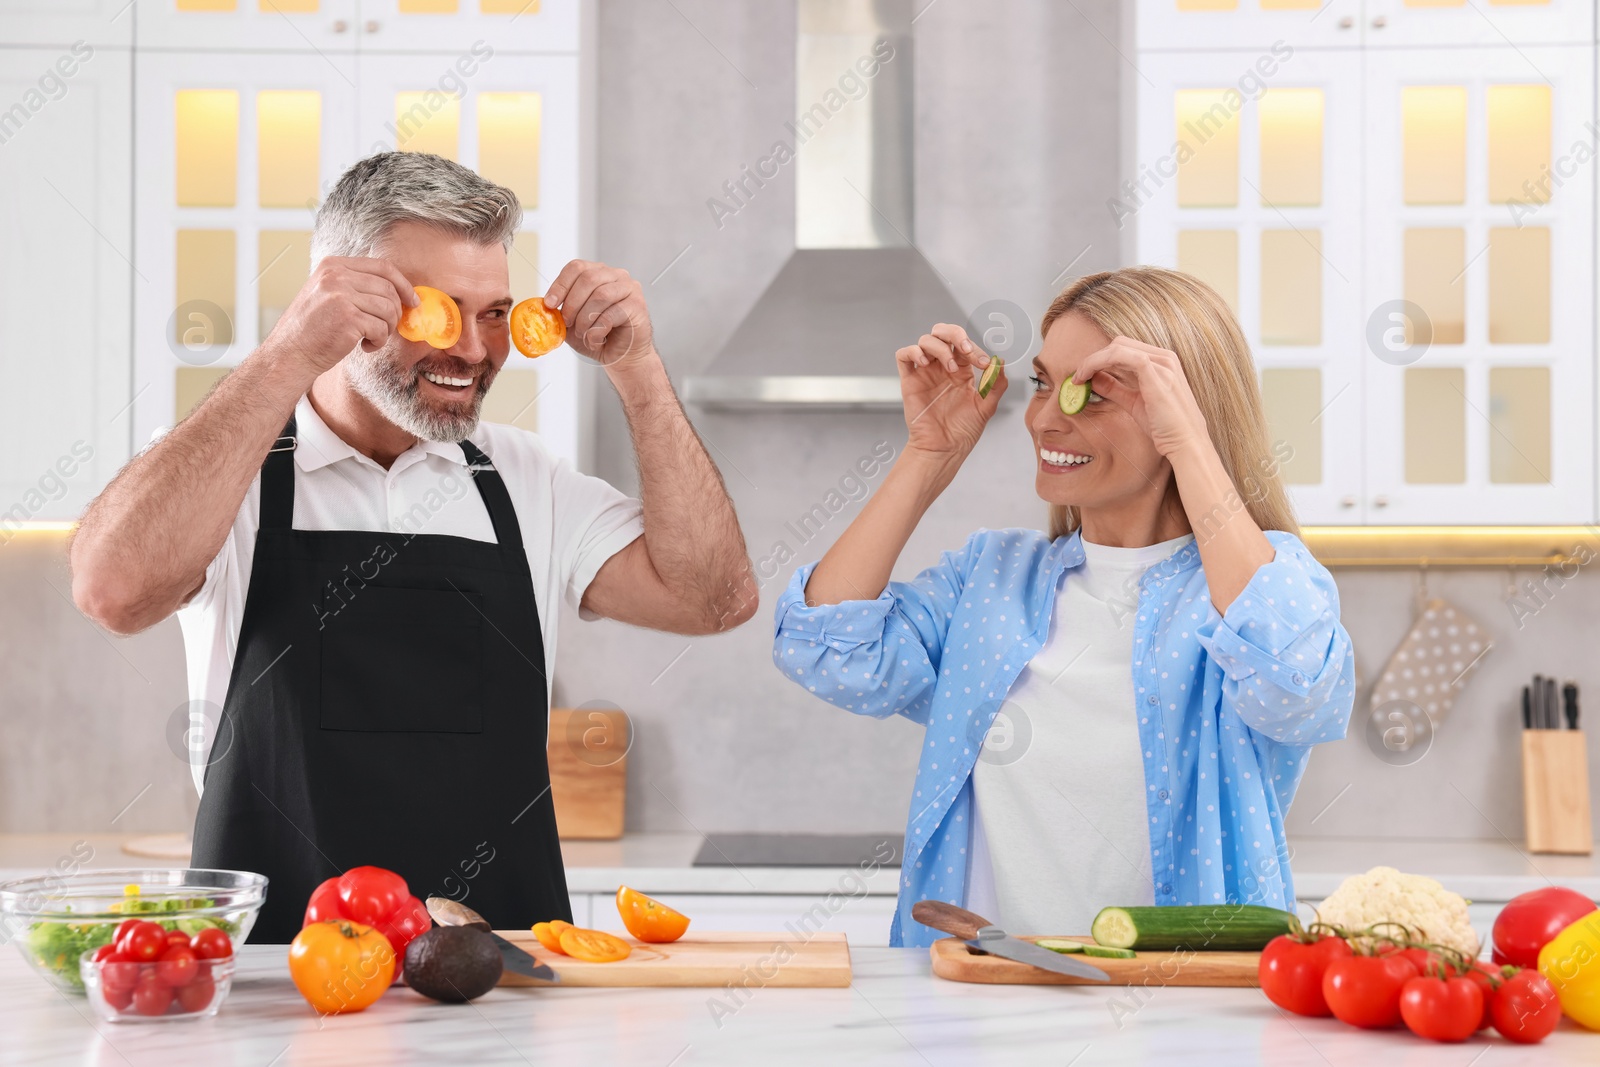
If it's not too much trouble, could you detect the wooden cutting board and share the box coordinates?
[930,936,1260,987]
[493,930,852,988]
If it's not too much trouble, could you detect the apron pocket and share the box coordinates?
[319,585,485,733]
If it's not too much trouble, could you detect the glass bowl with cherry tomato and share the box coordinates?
[0,868,265,995]
[80,922,238,1023]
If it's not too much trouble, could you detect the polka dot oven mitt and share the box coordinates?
[1367,597,1492,724]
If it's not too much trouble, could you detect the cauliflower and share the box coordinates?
[1315,866,1478,957]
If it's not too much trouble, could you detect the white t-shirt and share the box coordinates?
[173,396,645,795]
[967,532,1195,934]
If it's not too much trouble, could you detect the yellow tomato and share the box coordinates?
[1538,910,1600,1030]
[509,297,566,358]
[558,927,631,963]
[531,919,573,955]
[616,886,690,943]
[397,285,462,350]
[289,920,396,1014]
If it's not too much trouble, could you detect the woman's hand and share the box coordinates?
[894,323,1007,458]
[1070,335,1209,458]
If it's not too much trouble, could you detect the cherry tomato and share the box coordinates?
[156,944,198,988]
[99,950,141,995]
[176,970,216,1014]
[190,927,233,960]
[509,297,566,358]
[112,918,142,952]
[557,927,632,963]
[1400,974,1484,1042]
[123,921,168,963]
[102,979,135,1012]
[1491,968,1563,1044]
[164,929,191,951]
[398,286,462,350]
[288,920,395,1015]
[1493,887,1598,968]
[1258,934,1353,1017]
[90,944,116,964]
[532,920,573,955]
[1323,954,1420,1029]
[336,867,409,929]
[616,887,691,944]
[132,973,174,1016]
[1463,962,1501,1030]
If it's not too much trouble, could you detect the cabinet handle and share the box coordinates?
[1340,496,1357,509]
[1338,15,1354,29]
[1371,14,1387,28]
[332,19,348,32]
[365,19,381,32]
[1373,495,1390,508]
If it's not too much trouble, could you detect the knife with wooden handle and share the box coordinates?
[425,896,561,984]
[912,900,1110,982]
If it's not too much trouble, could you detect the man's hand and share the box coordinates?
[544,260,655,370]
[263,256,419,375]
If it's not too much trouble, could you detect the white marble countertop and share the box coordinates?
[1,833,1597,900]
[5,943,1598,1066]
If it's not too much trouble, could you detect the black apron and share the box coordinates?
[191,416,572,943]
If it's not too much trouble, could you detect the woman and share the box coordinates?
[772,267,1354,947]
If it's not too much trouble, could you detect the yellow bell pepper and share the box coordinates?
[1538,909,1600,1030]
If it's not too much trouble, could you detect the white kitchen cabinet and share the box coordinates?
[1134,48,1368,524]
[0,46,131,522]
[134,0,360,53]
[355,0,578,54]
[1363,0,1592,49]
[0,0,134,48]
[1362,46,1594,525]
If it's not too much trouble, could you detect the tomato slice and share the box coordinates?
[558,927,632,963]
[509,297,566,358]
[616,886,690,944]
[532,920,573,955]
[398,285,462,349]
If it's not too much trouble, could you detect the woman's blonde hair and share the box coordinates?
[1040,266,1299,541]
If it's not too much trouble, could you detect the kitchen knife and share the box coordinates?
[425,896,561,983]
[1546,677,1558,730]
[1523,685,1532,730]
[911,900,1110,982]
[1564,680,1580,730]
[1533,675,1544,729]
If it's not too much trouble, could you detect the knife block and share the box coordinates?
[1522,730,1593,855]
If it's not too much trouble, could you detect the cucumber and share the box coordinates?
[1058,378,1089,415]
[1083,945,1139,959]
[1090,904,1298,952]
[977,357,1003,399]
[1036,938,1086,954]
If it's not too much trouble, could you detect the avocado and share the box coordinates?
[403,926,503,1003]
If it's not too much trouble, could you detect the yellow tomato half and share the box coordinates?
[289,920,396,1014]
[616,886,690,943]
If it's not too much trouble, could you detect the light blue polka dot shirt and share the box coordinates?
[772,527,1355,947]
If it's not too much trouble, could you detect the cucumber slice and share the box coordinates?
[1058,378,1089,415]
[1036,938,1086,954]
[1091,904,1298,952]
[977,357,1003,399]
[1082,945,1139,960]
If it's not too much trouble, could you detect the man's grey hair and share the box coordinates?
[310,151,522,265]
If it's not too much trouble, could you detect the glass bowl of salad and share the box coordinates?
[0,868,267,995]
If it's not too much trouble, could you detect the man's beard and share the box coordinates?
[343,344,496,443]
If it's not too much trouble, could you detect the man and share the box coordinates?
[71,152,756,941]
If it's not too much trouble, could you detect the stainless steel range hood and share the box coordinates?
[682,0,965,412]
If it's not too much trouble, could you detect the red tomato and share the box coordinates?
[155,944,198,988]
[102,979,135,1012]
[112,919,142,952]
[1490,968,1563,1044]
[1323,954,1420,1029]
[132,973,174,1016]
[123,921,167,963]
[336,867,409,928]
[90,944,115,964]
[164,929,191,950]
[1492,887,1597,968]
[303,876,344,926]
[98,950,141,994]
[1463,962,1501,1030]
[176,971,216,1014]
[376,894,431,975]
[190,928,233,960]
[1400,974,1484,1042]
[1259,934,1353,1017]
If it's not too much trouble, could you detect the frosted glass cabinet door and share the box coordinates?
[354,0,578,54]
[1361,46,1593,524]
[132,52,360,447]
[1135,49,1366,524]
[135,0,361,52]
[1135,0,1361,52]
[0,0,134,47]
[1363,0,1592,48]
[0,47,131,520]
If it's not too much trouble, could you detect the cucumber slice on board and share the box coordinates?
[977,357,1003,399]
[1058,378,1090,415]
[1082,945,1139,960]
[1036,939,1086,954]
